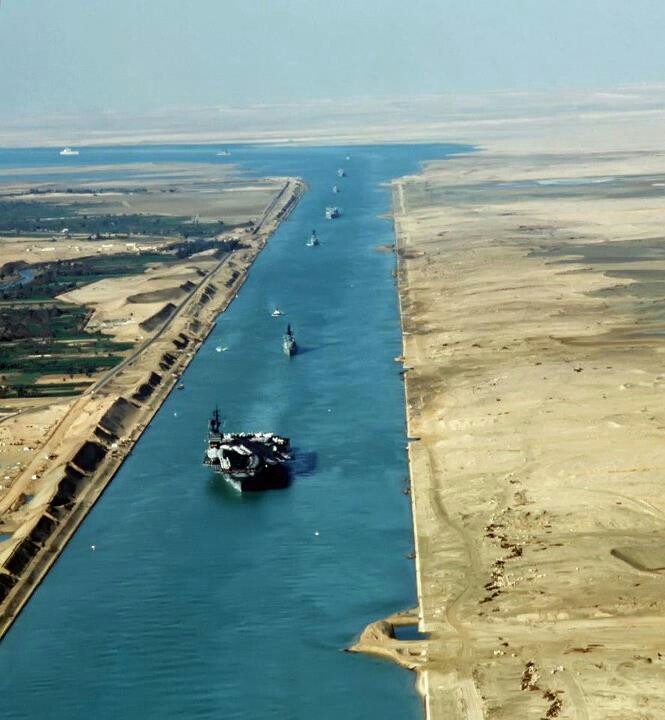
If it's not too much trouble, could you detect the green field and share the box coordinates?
[0,195,250,238]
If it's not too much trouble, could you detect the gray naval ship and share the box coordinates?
[203,408,291,491]
[283,323,297,356]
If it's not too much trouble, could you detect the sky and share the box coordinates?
[1,0,665,120]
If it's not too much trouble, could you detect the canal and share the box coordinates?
[0,143,465,719]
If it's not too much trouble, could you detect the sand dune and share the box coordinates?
[384,147,665,720]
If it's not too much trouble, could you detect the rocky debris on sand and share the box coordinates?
[521,661,540,691]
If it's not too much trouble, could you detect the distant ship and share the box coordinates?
[283,324,297,356]
[325,206,340,220]
[216,150,231,156]
[337,168,346,178]
[271,308,284,317]
[332,185,340,194]
[203,407,291,492]
[306,229,319,246]
[59,147,79,156]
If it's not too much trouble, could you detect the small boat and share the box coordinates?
[325,206,340,220]
[176,383,185,390]
[216,346,228,353]
[306,229,319,247]
[345,155,351,161]
[337,168,346,178]
[332,185,340,194]
[271,308,284,317]
[59,147,79,156]
[283,324,297,356]
[216,150,231,156]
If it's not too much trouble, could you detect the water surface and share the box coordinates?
[0,143,466,719]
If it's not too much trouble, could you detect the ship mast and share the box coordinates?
[210,407,221,434]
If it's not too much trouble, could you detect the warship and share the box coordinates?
[203,408,291,491]
[325,206,340,220]
[306,229,319,246]
[283,323,297,356]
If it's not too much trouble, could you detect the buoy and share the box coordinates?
[314,531,320,536]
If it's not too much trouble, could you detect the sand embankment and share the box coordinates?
[358,148,665,719]
[0,178,305,638]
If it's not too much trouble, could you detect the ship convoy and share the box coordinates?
[203,161,349,491]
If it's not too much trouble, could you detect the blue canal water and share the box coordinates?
[0,143,467,719]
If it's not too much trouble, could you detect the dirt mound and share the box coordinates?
[49,478,77,511]
[128,287,186,304]
[139,302,177,333]
[48,464,87,512]
[97,397,138,439]
[30,514,57,546]
[159,352,176,371]
[3,537,40,577]
[94,426,115,444]
[173,333,189,350]
[131,371,162,403]
[0,572,17,603]
[69,441,107,474]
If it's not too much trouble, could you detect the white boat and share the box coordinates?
[216,150,231,156]
[325,207,340,220]
[59,147,79,156]
[271,308,284,317]
[332,185,340,194]
[337,168,346,178]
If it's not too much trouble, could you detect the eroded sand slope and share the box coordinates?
[394,151,665,719]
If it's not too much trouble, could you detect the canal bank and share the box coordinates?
[0,178,305,641]
[0,143,468,720]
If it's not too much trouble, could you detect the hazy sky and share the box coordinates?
[1,0,665,119]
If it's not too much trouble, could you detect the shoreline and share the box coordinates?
[395,180,433,718]
[348,181,431,712]
[0,178,306,640]
[361,142,665,720]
